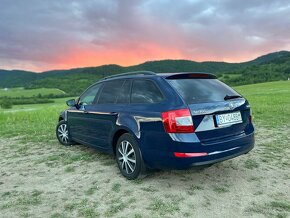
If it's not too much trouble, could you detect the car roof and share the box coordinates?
[100,71,216,82]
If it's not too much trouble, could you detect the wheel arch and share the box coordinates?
[111,127,137,155]
[58,116,64,122]
[58,111,67,122]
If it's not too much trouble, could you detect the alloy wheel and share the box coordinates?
[57,124,69,144]
[117,140,136,174]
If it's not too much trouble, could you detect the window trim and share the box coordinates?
[130,79,166,104]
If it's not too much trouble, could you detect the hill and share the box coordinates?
[250,50,290,64]
[0,50,289,95]
[0,70,37,87]
[219,51,290,86]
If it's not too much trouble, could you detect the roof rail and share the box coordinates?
[101,71,156,80]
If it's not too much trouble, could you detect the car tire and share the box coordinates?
[116,133,145,180]
[56,120,74,146]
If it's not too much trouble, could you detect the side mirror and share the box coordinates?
[66,99,76,107]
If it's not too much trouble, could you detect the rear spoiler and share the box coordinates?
[164,73,217,80]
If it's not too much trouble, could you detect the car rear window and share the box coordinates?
[167,79,239,104]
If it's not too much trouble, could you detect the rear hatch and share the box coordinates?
[166,73,251,143]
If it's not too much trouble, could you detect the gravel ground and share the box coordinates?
[0,126,289,218]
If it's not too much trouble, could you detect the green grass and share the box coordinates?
[0,97,71,112]
[85,185,99,196]
[140,186,158,192]
[64,199,99,218]
[35,152,95,166]
[234,81,290,128]
[213,185,230,193]
[104,198,126,217]
[0,87,65,98]
[64,166,75,173]
[1,190,43,209]
[148,197,181,216]
[270,201,290,212]
[0,97,71,142]
[189,185,204,191]
[246,200,290,217]
[244,159,259,169]
[111,183,121,193]
[187,185,204,195]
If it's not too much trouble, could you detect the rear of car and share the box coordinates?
[141,73,254,169]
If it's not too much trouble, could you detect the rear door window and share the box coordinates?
[167,79,239,104]
[98,80,125,104]
[131,80,164,104]
[116,80,131,104]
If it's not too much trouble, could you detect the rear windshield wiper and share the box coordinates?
[224,95,242,100]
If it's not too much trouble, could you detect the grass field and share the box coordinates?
[235,81,290,128]
[0,87,65,98]
[0,81,289,217]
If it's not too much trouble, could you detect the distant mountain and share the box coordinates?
[250,50,290,64]
[0,50,289,95]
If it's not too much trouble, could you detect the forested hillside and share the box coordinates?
[0,50,289,96]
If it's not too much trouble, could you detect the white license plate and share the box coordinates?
[216,111,242,127]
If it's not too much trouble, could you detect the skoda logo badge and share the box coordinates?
[229,102,235,110]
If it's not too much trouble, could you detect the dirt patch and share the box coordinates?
[0,126,289,218]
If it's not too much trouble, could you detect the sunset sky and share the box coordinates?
[0,0,290,72]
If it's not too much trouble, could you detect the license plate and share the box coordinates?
[215,111,242,127]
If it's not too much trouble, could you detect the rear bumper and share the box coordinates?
[140,131,255,170]
[188,142,254,166]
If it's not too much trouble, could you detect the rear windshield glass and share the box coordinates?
[167,79,239,104]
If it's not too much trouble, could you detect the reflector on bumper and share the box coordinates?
[174,152,208,158]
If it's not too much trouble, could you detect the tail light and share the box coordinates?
[161,108,194,133]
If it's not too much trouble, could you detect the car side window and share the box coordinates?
[79,83,102,105]
[131,80,164,104]
[98,80,125,104]
[116,80,131,104]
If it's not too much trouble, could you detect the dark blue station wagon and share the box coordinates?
[56,71,255,179]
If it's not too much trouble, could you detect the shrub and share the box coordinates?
[0,99,13,109]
